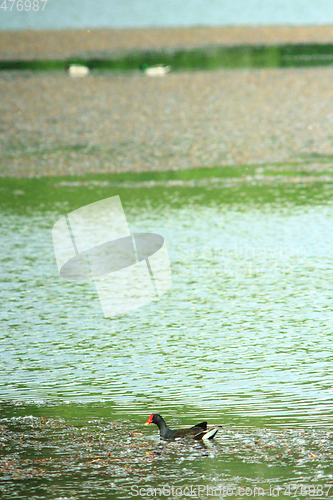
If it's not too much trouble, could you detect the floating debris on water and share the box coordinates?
[1,412,333,499]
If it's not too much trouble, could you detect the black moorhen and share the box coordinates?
[145,413,221,441]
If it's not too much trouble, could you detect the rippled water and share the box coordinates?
[2,175,333,499]
[2,177,333,428]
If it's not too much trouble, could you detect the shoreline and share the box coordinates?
[2,25,333,61]
[2,26,333,178]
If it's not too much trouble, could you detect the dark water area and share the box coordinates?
[1,168,333,498]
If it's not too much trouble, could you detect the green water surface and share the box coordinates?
[1,166,333,498]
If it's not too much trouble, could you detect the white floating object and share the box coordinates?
[143,65,171,77]
[68,64,90,78]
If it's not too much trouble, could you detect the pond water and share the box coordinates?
[1,173,333,498]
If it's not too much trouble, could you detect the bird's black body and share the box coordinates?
[145,413,220,441]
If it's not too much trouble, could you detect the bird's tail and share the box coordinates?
[194,426,221,441]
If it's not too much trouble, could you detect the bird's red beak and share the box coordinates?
[145,414,153,425]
